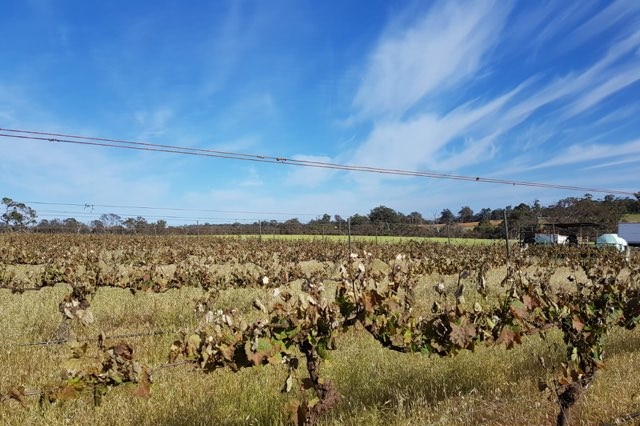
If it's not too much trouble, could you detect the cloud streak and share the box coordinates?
[2,1,639,222]
[352,1,511,120]
[347,1,640,187]
[529,139,640,170]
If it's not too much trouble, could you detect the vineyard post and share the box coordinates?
[348,218,351,253]
[503,209,511,260]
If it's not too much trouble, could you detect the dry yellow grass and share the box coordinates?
[1,249,639,425]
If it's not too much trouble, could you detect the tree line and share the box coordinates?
[2,193,639,238]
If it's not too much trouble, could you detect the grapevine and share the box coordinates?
[1,234,638,425]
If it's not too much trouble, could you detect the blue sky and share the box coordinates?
[1,0,639,224]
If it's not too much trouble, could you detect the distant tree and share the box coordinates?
[477,208,492,222]
[368,205,400,223]
[63,217,82,233]
[406,211,424,224]
[283,218,302,235]
[1,197,37,228]
[123,217,137,232]
[438,209,455,224]
[458,206,474,223]
[509,203,531,218]
[100,213,122,228]
[532,200,542,219]
[555,197,578,209]
[331,215,345,232]
[37,219,50,228]
[474,219,502,239]
[134,216,148,232]
[505,203,537,231]
[349,214,369,226]
[490,208,505,221]
[632,194,640,213]
[309,213,333,228]
[90,219,105,233]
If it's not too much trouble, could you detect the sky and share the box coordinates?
[1,0,640,225]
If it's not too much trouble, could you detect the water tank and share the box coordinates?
[595,233,628,252]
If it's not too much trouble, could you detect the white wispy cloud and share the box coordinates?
[3,1,639,222]
[565,66,640,117]
[353,1,640,179]
[200,2,263,97]
[494,29,640,128]
[584,155,640,170]
[435,132,499,171]
[529,139,640,170]
[350,84,523,173]
[343,0,640,204]
[590,103,640,127]
[563,0,640,49]
[525,2,597,52]
[351,1,511,120]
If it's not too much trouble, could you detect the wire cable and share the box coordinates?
[23,201,316,217]
[0,127,636,196]
[35,209,273,223]
[0,329,180,349]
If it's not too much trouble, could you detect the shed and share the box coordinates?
[618,223,640,246]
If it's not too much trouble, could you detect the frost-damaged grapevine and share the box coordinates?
[335,249,640,426]
[0,234,639,425]
[40,340,151,406]
[1,339,151,408]
[170,274,341,426]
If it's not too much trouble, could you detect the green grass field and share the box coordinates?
[206,233,504,245]
[621,213,640,223]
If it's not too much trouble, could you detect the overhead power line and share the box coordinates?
[35,209,262,223]
[23,201,317,217]
[0,127,636,196]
